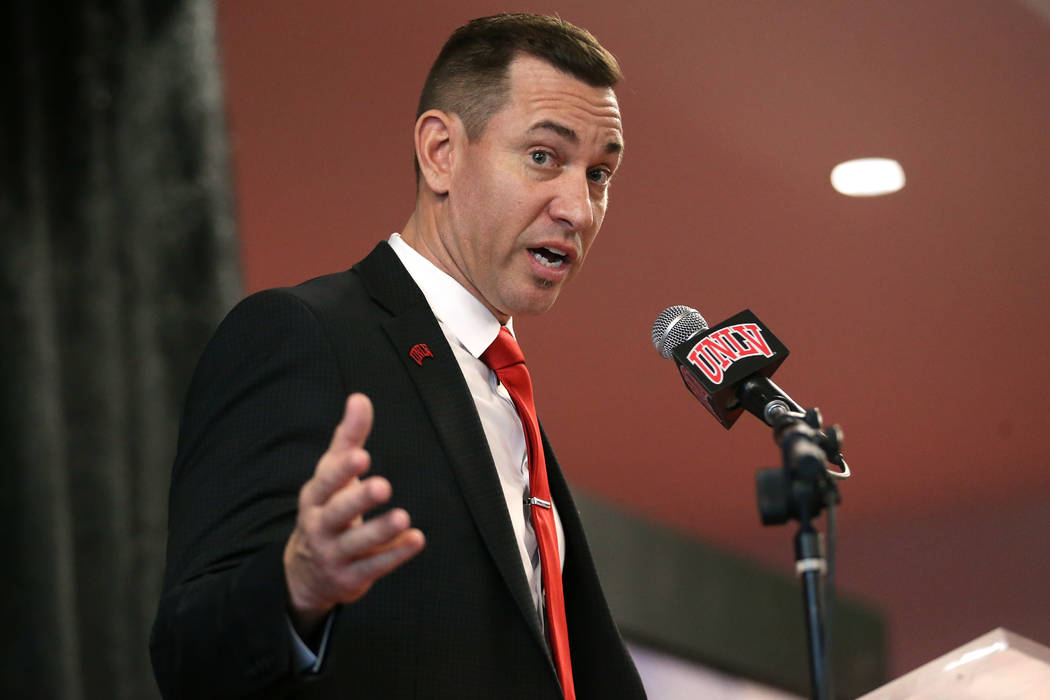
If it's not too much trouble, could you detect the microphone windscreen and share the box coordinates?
[651,305,709,359]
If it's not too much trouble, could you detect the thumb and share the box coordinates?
[329,393,374,451]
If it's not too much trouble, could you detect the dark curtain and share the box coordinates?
[0,1,239,697]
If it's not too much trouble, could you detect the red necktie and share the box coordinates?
[481,327,575,699]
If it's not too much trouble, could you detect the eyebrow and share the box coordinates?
[528,120,623,155]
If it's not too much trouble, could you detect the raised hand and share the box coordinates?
[283,393,426,635]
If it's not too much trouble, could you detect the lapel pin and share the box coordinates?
[409,343,434,366]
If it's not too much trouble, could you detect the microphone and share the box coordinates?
[651,305,802,430]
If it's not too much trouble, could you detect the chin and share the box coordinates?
[515,292,562,317]
[493,277,567,317]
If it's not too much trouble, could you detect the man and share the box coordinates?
[151,13,646,700]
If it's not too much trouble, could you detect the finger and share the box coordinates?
[302,394,373,507]
[328,393,374,453]
[340,528,426,595]
[319,475,392,534]
[335,506,413,559]
[300,445,371,509]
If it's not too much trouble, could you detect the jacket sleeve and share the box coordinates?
[150,289,347,699]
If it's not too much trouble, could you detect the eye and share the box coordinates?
[530,150,555,166]
[587,167,613,186]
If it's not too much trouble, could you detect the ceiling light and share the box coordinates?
[830,158,905,197]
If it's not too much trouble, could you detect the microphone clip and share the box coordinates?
[757,407,844,527]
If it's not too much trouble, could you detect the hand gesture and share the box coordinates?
[283,393,425,634]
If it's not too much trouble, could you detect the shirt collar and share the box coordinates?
[388,233,513,357]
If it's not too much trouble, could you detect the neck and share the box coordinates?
[399,206,511,325]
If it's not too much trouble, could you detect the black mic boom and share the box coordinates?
[651,306,802,429]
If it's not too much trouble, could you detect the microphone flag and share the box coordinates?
[670,309,790,429]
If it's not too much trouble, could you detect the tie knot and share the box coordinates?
[481,326,525,372]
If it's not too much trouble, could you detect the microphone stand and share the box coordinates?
[753,405,842,700]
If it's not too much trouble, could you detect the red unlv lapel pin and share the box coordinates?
[409,343,433,366]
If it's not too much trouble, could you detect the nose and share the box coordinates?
[548,170,595,232]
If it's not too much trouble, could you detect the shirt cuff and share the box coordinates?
[287,611,336,675]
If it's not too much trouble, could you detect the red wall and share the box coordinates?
[217,0,1050,677]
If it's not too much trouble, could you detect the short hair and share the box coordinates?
[415,14,621,177]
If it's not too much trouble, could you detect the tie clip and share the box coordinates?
[527,497,552,509]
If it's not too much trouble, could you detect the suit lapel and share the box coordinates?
[354,243,549,653]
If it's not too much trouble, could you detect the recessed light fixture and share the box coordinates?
[830,158,905,197]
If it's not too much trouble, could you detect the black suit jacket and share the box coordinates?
[151,242,646,699]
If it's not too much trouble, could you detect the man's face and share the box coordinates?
[438,54,624,321]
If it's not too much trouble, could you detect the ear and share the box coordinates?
[415,109,458,196]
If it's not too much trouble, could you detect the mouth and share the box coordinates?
[528,245,571,270]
